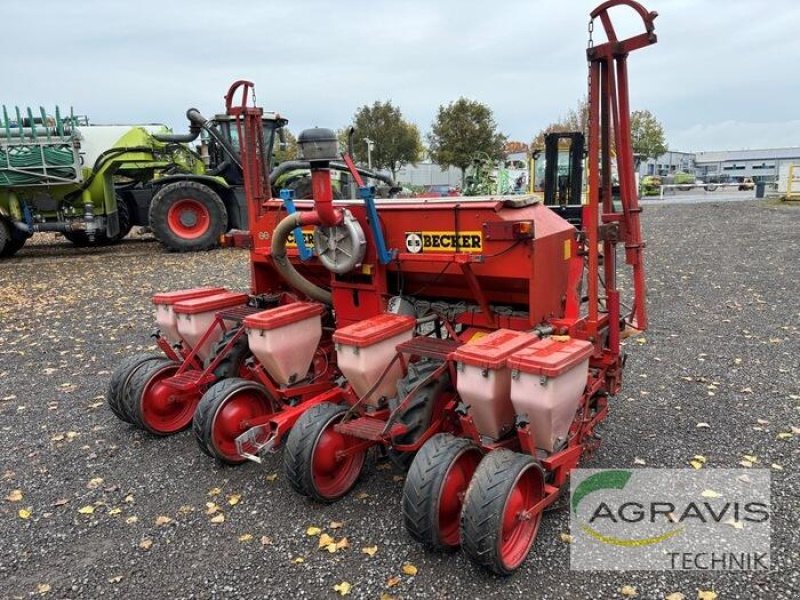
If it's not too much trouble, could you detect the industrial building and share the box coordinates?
[639,147,800,183]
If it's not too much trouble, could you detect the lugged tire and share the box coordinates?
[283,402,369,503]
[460,449,545,575]
[106,353,163,423]
[205,329,252,380]
[193,377,273,464]
[0,220,26,258]
[121,358,174,431]
[402,433,482,550]
[149,181,227,252]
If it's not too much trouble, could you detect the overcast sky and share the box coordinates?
[5,0,799,152]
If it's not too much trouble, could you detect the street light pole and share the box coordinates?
[363,137,374,170]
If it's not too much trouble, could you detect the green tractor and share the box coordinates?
[0,106,206,257]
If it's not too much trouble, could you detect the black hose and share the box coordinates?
[268,159,397,189]
[271,213,332,304]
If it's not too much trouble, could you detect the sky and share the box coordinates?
[5,0,799,153]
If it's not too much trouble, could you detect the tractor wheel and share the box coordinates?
[460,449,546,575]
[387,359,452,470]
[284,402,369,503]
[193,378,274,464]
[205,329,252,380]
[64,195,132,246]
[149,181,227,252]
[106,353,164,424]
[402,433,482,551]
[124,358,196,435]
[0,221,26,258]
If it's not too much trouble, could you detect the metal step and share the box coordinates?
[216,305,262,322]
[163,370,215,391]
[334,417,407,441]
[395,336,460,360]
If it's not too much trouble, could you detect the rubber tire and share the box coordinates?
[283,402,369,503]
[123,358,187,434]
[106,353,163,424]
[0,220,26,258]
[205,329,252,380]
[193,378,274,464]
[149,181,227,252]
[402,433,482,551]
[63,195,132,246]
[460,449,545,576]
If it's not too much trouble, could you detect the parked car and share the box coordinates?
[418,184,459,198]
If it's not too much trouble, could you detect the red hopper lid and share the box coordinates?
[507,337,593,377]
[152,287,226,306]
[333,314,415,348]
[453,329,537,370]
[173,292,249,315]
[244,302,324,331]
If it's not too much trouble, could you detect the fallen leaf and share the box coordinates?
[18,508,31,519]
[78,505,95,515]
[53,498,69,507]
[356,492,369,500]
[756,418,770,425]
[620,585,638,597]
[335,537,350,550]
[108,507,122,515]
[207,487,222,496]
[771,463,783,470]
[362,545,378,557]
[65,431,79,440]
[742,454,759,463]
[178,505,194,514]
[402,563,418,576]
[265,473,278,482]
[291,556,305,564]
[5,489,23,502]
[125,516,138,524]
[776,432,793,440]
[260,535,273,545]
[227,494,241,506]
[392,475,405,482]
[633,457,646,465]
[139,538,153,550]
[701,489,721,499]
[665,594,685,600]
[306,526,322,536]
[318,533,335,549]
[559,532,574,544]
[205,502,220,515]
[333,581,351,596]
[124,494,134,504]
[155,515,172,526]
[210,513,225,524]
[386,576,401,588]
[739,460,753,468]
[107,576,123,584]
[697,591,718,600]
[87,477,104,489]
[36,583,51,594]
[238,533,253,543]
[51,434,65,442]
[379,594,396,600]
[696,422,710,429]
[329,520,344,529]
[689,460,705,470]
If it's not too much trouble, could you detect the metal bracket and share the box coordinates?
[358,185,395,264]
[279,188,312,261]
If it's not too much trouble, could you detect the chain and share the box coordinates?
[588,18,594,48]
[586,18,594,150]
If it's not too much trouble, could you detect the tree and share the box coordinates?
[273,129,298,163]
[531,97,588,150]
[428,98,507,186]
[347,101,422,179]
[630,109,667,162]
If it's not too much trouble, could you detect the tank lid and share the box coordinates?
[172,291,249,315]
[507,336,593,377]
[333,313,415,348]
[152,287,226,306]
[453,329,536,370]
[244,302,324,331]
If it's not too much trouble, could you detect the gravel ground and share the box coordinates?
[0,200,798,600]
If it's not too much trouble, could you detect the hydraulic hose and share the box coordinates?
[268,160,398,191]
[271,212,332,304]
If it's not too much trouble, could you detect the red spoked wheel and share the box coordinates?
[166,198,211,240]
[284,402,369,503]
[193,378,274,464]
[403,433,482,550]
[125,359,197,436]
[460,449,545,575]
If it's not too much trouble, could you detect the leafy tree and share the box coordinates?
[630,109,667,162]
[428,98,507,186]
[347,101,422,178]
[273,129,298,163]
[531,97,588,150]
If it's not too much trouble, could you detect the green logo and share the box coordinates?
[572,470,683,547]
